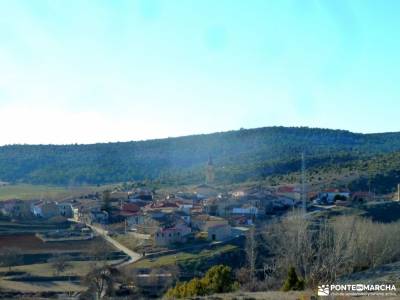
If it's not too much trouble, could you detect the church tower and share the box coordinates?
[205,155,215,184]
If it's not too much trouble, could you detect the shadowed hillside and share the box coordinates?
[1,126,400,185]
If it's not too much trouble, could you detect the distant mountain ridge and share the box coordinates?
[1,126,400,185]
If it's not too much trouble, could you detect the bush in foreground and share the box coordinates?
[165,264,238,298]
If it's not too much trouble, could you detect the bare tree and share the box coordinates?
[265,210,314,281]
[84,265,120,300]
[343,216,400,270]
[245,226,257,287]
[264,212,400,289]
[48,254,71,275]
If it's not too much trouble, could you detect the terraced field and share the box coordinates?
[0,183,114,201]
[0,232,126,294]
[0,234,112,253]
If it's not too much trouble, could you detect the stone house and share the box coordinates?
[154,224,191,246]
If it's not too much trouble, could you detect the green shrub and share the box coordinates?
[282,266,305,291]
[201,265,235,294]
[165,264,237,298]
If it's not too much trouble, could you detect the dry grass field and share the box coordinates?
[0,234,112,253]
[0,183,115,201]
[0,232,121,293]
[0,278,84,293]
[0,260,118,277]
[0,259,123,293]
[128,244,238,269]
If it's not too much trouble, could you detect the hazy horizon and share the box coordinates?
[0,125,398,147]
[1,1,400,145]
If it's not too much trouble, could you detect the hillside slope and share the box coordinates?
[1,127,400,185]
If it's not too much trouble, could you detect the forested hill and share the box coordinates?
[1,126,400,185]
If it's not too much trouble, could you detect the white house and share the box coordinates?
[232,206,259,216]
[58,203,73,218]
[178,204,193,214]
[206,223,232,241]
[31,201,59,218]
[317,190,350,204]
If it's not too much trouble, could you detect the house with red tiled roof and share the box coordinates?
[276,186,302,200]
[120,203,140,215]
[229,215,253,226]
[144,201,172,210]
[143,201,179,215]
[117,203,145,227]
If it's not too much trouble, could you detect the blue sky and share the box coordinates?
[0,0,399,145]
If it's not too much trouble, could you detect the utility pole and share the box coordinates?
[397,184,400,202]
[301,152,307,214]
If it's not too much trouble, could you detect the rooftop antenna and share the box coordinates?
[301,152,307,213]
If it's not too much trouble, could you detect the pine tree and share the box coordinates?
[282,266,305,291]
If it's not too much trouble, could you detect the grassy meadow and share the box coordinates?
[0,260,121,293]
[0,183,114,201]
[130,244,238,269]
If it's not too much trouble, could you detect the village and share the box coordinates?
[1,156,400,299]
[0,180,381,253]
[1,157,399,300]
